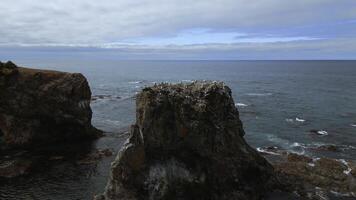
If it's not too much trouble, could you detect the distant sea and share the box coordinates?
[1,60,356,199]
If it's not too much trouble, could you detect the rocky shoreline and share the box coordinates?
[259,146,356,198]
[95,81,356,200]
[1,62,355,199]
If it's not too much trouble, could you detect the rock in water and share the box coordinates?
[0,61,101,148]
[98,82,275,200]
[274,153,356,197]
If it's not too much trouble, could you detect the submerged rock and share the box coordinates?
[286,153,313,163]
[309,129,328,136]
[97,82,276,200]
[313,144,340,152]
[0,61,102,149]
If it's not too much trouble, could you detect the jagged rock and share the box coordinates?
[313,144,340,152]
[287,153,313,163]
[0,61,102,149]
[350,163,356,178]
[97,82,276,200]
[275,153,356,197]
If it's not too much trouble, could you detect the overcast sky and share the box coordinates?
[1,0,356,59]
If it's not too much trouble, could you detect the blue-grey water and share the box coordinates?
[1,60,356,199]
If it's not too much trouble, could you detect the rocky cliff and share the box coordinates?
[97,81,276,200]
[0,61,101,149]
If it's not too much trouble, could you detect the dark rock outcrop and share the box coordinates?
[0,61,101,149]
[313,144,340,152]
[97,82,276,200]
[270,152,356,198]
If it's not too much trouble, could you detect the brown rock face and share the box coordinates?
[274,153,356,197]
[0,61,101,148]
[98,82,276,200]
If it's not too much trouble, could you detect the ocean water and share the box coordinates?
[1,60,356,199]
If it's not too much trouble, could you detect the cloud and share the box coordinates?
[0,0,355,45]
[2,37,356,60]
[0,0,355,59]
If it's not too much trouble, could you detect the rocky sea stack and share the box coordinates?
[0,61,101,149]
[97,81,276,200]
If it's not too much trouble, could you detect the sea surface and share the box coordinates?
[1,60,356,199]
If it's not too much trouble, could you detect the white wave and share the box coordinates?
[338,159,352,175]
[181,80,193,83]
[291,142,304,148]
[344,168,352,175]
[295,117,305,122]
[289,142,307,155]
[266,135,308,155]
[339,159,348,166]
[313,157,321,162]
[235,103,248,107]
[317,130,328,136]
[286,117,306,123]
[246,93,272,96]
[256,147,280,155]
[308,163,315,167]
[351,124,356,127]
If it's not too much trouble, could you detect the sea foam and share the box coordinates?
[338,159,352,175]
[256,147,280,155]
[235,103,248,107]
[317,130,328,136]
[295,117,305,122]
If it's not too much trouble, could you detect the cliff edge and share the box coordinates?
[0,61,101,149]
